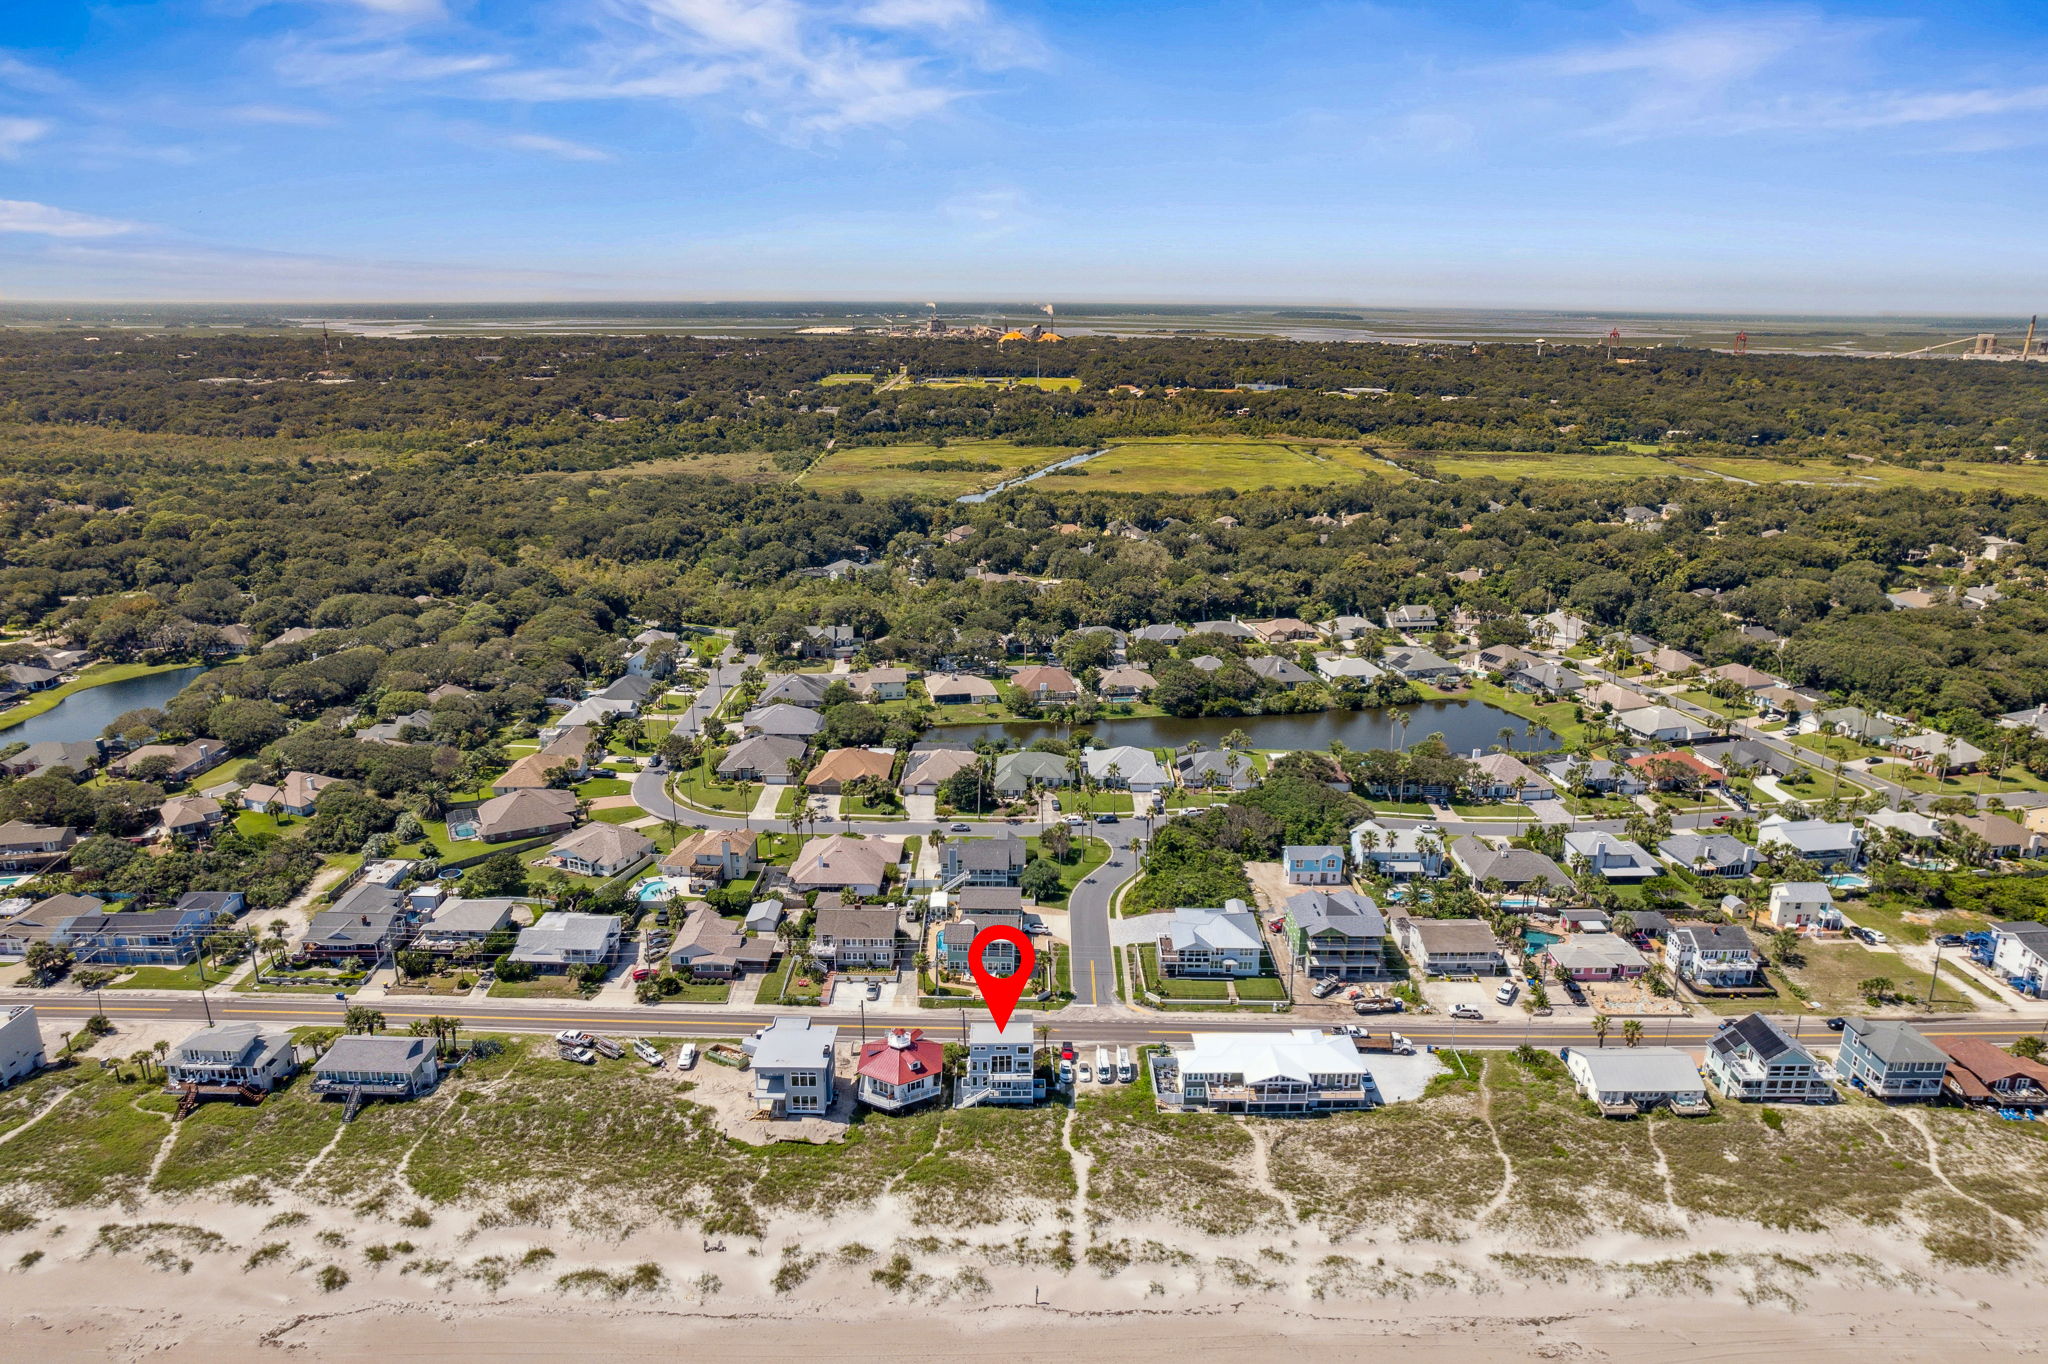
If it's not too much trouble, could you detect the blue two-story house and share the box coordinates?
[1283,845,1347,886]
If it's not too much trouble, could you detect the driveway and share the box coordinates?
[903,794,937,822]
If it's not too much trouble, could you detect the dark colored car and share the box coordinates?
[1825,1016,1848,1031]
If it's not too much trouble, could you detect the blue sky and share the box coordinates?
[3,1,2047,307]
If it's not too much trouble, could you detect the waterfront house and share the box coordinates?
[0,1006,46,1087]
[1566,1047,1711,1116]
[1469,752,1555,802]
[1175,748,1258,791]
[1704,1014,1833,1103]
[856,1028,945,1112]
[744,1017,838,1118]
[1163,1030,1375,1115]
[165,1022,297,1095]
[1937,1036,2048,1110]
[1380,646,1459,682]
[1095,664,1157,699]
[1083,745,1169,793]
[1837,1020,1948,1101]
[312,1035,439,1099]
[1010,665,1081,703]
[1245,656,1315,689]
[925,673,1000,706]
[959,1018,1038,1107]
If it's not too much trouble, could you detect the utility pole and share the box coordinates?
[1925,937,1945,1009]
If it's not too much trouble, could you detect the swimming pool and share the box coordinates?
[634,875,694,903]
[1501,895,1546,910]
[1522,930,1561,953]
[449,821,479,841]
[1825,873,1871,891]
[0,874,32,892]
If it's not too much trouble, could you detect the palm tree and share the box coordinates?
[1497,725,1516,754]
[1590,1012,1610,1048]
[1621,1019,1642,1048]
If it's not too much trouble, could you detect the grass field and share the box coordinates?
[1421,451,1698,482]
[1071,437,1393,494]
[801,438,1076,498]
[916,375,1081,391]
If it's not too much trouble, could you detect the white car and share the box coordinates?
[1076,1062,1093,1084]
[1866,928,1889,944]
[1058,1059,1074,1086]
[1494,982,1519,1006]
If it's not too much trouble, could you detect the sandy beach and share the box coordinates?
[7,1182,2048,1363]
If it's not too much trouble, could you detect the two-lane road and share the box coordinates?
[21,990,2045,1052]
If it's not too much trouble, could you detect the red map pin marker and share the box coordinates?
[968,924,1036,1032]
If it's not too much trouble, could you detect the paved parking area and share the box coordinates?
[821,973,907,1010]
[1362,1050,1449,1104]
[1423,976,1517,1019]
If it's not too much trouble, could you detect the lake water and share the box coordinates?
[931,699,1556,755]
[0,665,209,747]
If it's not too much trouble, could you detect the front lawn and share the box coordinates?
[1234,975,1289,1001]
[105,961,220,991]
[1022,834,1110,905]
[670,764,757,813]
[487,975,591,1000]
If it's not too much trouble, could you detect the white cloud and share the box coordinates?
[224,102,339,126]
[0,200,139,238]
[267,0,1043,140]
[496,131,613,161]
[0,53,71,96]
[1483,12,2048,146]
[0,116,50,157]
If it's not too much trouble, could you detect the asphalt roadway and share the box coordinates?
[30,990,2047,1053]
